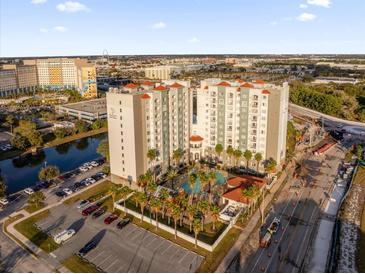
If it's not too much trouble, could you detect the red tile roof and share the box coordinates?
[154,85,167,91]
[222,188,250,204]
[142,81,155,86]
[217,81,231,87]
[262,89,270,95]
[124,83,138,89]
[190,135,204,142]
[241,83,254,88]
[169,82,184,88]
[254,80,265,84]
[141,93,151,99]
[236,79,245,83]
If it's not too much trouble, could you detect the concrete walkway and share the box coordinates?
[3,177,109,273]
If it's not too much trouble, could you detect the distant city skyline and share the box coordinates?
[1,0,364,57]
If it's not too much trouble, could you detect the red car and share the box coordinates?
[104,214,118,224]
[82,204,100,216]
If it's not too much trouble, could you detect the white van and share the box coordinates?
[53,229,75,244]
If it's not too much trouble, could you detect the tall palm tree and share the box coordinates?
[147,148,157,181]
[147,181,157,196]
[172,206,182,239]
[215,144,223,161]
[172,148,184,167]
[109,184,122,212]
[159,188,169,219]
[166,201,174,225]
[193,218,202,248]
[167,169,178,190]
[120,186,131,216]
[264,158,277,178]
[137,174,146,192]
[255,153,263,172]
[188,173,197,204]
[207,171,216,204]
[234,149,242,167]
[198,200,209,231]
[242,185,260,214]
[198,171,208,193]
[226,146,234,166]
[243,149,253,169]
[137,192,148,223]
[187,205,196,233]
[210,204,220,231]
[149,197,162,230]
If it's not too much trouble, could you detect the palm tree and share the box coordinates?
[147,181,157,196]
[215,144,223,161]
[210,204,220,231]
[207,171,216,204]
[147,148,157,181]
[167,169,178,190]
[264,158,277,177]
[242,185,260,214]
[255,153,263,172]
[226,146,234,166]
[188,173,197,204]
[234,149,242,167]
[137,174,146,192]
[28,191,45,209]
[172,148,184,167]
[166,201,174,225]
[120,186,131,216]
[149,197,162,230]
[187,205,196,232]
[159,188,169,219]
[192,218,202,248]
[243,150,253,169]
[137,192,148,223]
[198,171,208,192]
[172,206,182,239]
[109,184,122,212]
[198,200,209,231]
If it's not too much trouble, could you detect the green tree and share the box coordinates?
[14,120,37,137]
[75,120,89,133]
[254,153,263,171]
[159,188,169,219]
[91,119,104,130]
[0,178,7,198]
[187,205,196,232]
[264,158,277,176]
[147,148,157,181]
[243,150,253,169]
[54,128,67,139]
[136,192,148,223]
[215,144,224,160]
[234,149,242,167]
[28,191,46,209]
[167,169,178,190]
[172,205,182,239]
[226,146,234,166]
[5,115,16,133]
[11,134,29,150]
[147,181,157,195]
[28,131,43,147]
[198,200,209,230]
[192,218,202,248]
[149,197,162,230]
[38,165,60,182]
[97,140,110,162]
[172,148,184,166]
[210,204,220,231]
[120,186,131,216]
[108,184,122,212]
[207,171,216,204]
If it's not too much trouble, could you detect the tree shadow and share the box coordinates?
[67,218,85,233]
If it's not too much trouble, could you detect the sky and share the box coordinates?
[1,0,364,57]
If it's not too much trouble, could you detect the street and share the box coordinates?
[240,144,345,272]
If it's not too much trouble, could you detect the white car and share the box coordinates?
[77,199,90,209]
[0,198,9,206]
[86,178,96,184]
[53,229,76,244]
[79,166,88,172]
[90,161,98,167]
[24,188,34,195]
[63,188,73,195]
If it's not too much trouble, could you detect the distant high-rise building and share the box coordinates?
[144,65,182,80]
[106,80,192,187]
[192,79,289,165]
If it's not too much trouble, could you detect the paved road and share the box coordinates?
[240,144,345,273]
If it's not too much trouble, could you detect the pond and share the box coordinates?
[0,133,107,194]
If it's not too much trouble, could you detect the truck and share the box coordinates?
[260,217,280,248]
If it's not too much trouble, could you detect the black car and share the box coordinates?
[55,191,67,198]
[116,218,130,229]
[78,240,97,256]
[92,206,107,219]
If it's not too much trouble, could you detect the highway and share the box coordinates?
[240,144,345,273]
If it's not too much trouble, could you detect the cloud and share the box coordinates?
[40,28,48,33]
[270,21,278,26]
[53,26,68,32]
[56,1,90,13]
[151,21,167,29]
[188,37,199,43]
[300,4,308,8]
[307,0,331,8]
[296,12,317,22]
[31,0,47,4]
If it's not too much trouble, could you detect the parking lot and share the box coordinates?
[36,203,204,272]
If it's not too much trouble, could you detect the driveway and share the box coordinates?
[36,202,204,273]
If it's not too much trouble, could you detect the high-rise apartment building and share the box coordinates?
[191,79,289,166]
[0,62,38,97]
[107,80,192,187]
[34,58,97,98]
[145,66,182,80]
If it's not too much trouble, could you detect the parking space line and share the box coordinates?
[178,251,190,264]
[85,249,101,261]
[145,236,159,248]
[88,250,105,263]
[98,254,114,269]
[160,243,173,255]
[151,238,165,252]
[116,262,127,273]
[105,258,120,272]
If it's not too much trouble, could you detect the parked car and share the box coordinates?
[104,214,118,224]
[90,161,98,167]
[96,172,107,179]
[78,240,97,257]
[24,188,34,195]
[116,218,130,229]
[63,188,73,195]
[55,191,67,198]
[79,166,88,172]
[77,199,90,209]
[82,204,100,216]
[53,229,75,244]
[92,206,107,219]
[0,198,9,206]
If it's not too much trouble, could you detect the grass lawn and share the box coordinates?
[62,255,100,273]
[24,202,46,214]
[64,180,113,205]
[353,165,365,186]
[45,128,107,148]
[14,210,60,253]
